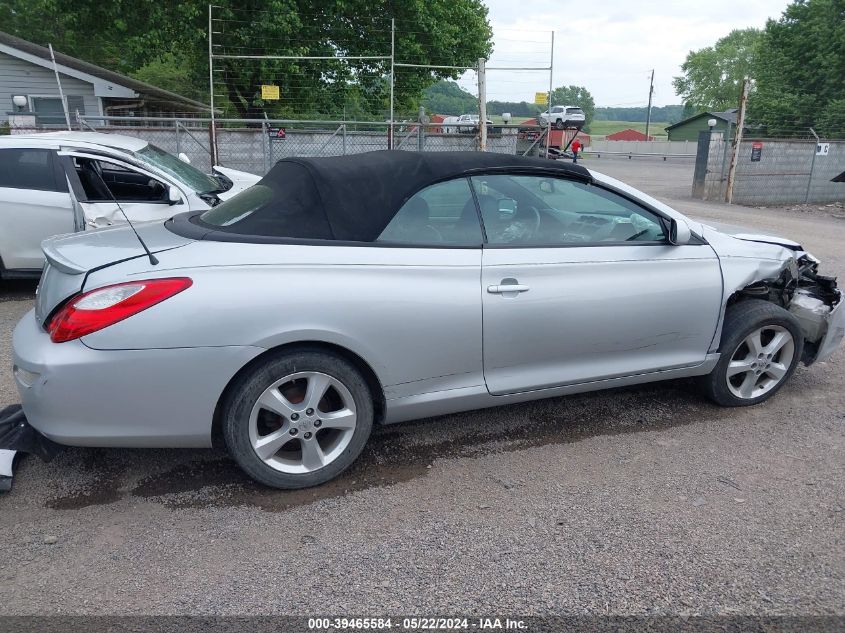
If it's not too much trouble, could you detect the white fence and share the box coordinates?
[589,139,697,158]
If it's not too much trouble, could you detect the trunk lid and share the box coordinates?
[35,222,193,326]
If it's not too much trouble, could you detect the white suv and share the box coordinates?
[0,132,259,277]
[538,106,586,130]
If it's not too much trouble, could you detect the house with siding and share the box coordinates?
[665,109,739,141]
[0,30,209,127]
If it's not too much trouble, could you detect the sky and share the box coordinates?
[457,0,790,108]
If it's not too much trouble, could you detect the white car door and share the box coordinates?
[61,151,186,228]
[474,174,723,395]
[0,148,76,272]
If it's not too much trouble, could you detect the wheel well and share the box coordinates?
[210,341,386,449]
[725,289,778,309]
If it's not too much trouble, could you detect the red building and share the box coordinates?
[429,114,446,134]
[605,128,654,141]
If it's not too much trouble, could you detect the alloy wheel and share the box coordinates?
[725,325,795,400]
[248,371,357,473]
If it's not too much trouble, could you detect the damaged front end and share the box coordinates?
[703,225,845,365]
[735,254,843,364]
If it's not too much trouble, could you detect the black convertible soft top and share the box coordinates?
[181,150,592,243]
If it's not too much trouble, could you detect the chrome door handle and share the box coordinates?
[487,284,530,294]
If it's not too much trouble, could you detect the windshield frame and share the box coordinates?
[131,143,222,194]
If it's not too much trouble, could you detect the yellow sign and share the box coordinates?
[261,85,280,100]
[534,92,548,105]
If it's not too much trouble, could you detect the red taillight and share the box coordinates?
[47,278,192,343]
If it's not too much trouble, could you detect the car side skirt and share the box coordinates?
[383,354,720,424]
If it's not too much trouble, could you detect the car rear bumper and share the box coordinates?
[12,309,262,447]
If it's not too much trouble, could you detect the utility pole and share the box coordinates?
[644,69,654,140]
[478,58,487,152]
[725,77,750,204]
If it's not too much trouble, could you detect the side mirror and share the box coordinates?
[669,218,691,245]
[168,186,183,206]
[178,152,191,164]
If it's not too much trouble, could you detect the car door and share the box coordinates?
[61,151,185,227]
[374,176,485,395]
[473,173,723,395]
[0,147,76,272]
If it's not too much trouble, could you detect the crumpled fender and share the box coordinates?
[701,226,843,363]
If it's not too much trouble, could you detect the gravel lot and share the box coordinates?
[0,156,843,617]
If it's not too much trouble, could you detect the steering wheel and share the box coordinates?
[523,206,541,235]
[504,205,541,243]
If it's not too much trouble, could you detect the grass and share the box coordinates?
[586,120,670,139]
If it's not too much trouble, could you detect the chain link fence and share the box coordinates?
[696,131,845,205]
[60,116,553,175]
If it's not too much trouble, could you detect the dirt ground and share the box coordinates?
[0,156,842,617]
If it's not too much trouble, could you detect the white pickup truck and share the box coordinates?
[538,105,586,130]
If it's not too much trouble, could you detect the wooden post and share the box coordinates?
[478,58,487,152]
[725,78,750,204]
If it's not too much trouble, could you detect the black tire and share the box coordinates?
[700,299,804,407]
[554,119,565,130]
[222,348,374,489]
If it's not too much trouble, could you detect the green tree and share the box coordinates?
[550,85,595,126]
[130,53,205,102]
[749,0,845,138]
[486,101,542,118]
[421,81,477,115]
[672,28,762,111]
[0,0,493,120]
[593,105,686,123]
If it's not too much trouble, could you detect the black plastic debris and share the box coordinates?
[0,468,11,492]
[0,404,63,462]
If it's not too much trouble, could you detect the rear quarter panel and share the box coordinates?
[81,242,484,393]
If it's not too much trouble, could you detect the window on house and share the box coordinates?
[66,95,86,118]
[30,97,66,126]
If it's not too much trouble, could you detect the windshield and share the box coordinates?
[133,144,221,194]
[199,184,273,226]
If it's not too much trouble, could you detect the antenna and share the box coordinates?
[91,165,159,265]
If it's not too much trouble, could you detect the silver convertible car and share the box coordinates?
[11,151,845,489]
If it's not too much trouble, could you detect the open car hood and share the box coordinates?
[212,166,261,200]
